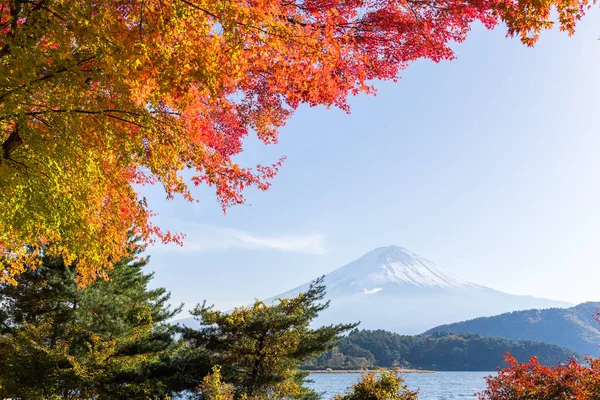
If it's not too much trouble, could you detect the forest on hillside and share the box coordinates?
[425,303,600,357]
[304,329,578,371]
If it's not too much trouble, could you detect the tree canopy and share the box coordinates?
[0,0,591,283]
[0,249,356,399]
[181,278,357,399]
[0,240,182,399]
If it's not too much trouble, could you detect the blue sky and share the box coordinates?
[143,10,600,312]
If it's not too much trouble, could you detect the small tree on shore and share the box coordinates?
[183,277,357,399]
[333,370,419,400]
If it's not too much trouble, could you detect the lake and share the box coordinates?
[306,371,494,399]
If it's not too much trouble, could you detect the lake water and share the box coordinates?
[307,371,493,399]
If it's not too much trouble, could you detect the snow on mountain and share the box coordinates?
[325,245,472,289]
[266,246,573,334]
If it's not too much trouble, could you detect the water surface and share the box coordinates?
[307,371,493,399]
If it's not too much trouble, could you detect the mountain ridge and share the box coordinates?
[425,301,600,356]
[267,245,572,334]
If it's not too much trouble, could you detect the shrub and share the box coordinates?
[334,370,418,400]
[478,352,600,400]
[198,366,235,400]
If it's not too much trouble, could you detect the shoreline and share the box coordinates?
[306,368,435,374]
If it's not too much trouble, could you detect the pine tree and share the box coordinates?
[0,240,182,399]
[181,277,357,399]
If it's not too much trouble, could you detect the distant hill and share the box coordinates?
[425,302,600,357]
[304,329,578,371]
[267,246,572,334]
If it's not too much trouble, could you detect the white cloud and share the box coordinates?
[152,220,326,255]
[363,288,383,295]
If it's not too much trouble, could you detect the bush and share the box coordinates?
[198,366,235,400]
[478,352,600,400]
[334,370,418,400]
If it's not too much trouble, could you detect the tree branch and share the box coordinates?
[23,109,147,128]
[0,55,96,103]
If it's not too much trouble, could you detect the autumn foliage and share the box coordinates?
[478,352,600,400]
[0,0,593,283]
[333,370,419,400]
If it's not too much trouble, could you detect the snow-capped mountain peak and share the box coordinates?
[266,245,572,334]
[177,245,574,335]
[325,245,472,290]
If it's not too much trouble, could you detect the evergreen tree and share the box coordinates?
[182,277,357,399]
[0,240,182,399]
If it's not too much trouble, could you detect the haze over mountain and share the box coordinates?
[267,246,572,334]
[426,302,600,357]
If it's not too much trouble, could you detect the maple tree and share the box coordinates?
[478,352,600,400]
[0,0,593,283]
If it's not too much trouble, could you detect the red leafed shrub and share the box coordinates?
[478,352,600,400]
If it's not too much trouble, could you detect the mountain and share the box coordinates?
[304,329,579,371]
[425,302,600,356]
[267,246,572,334]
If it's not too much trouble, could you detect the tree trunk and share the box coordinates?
[2,125,22,160]
[248,334,266,397]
